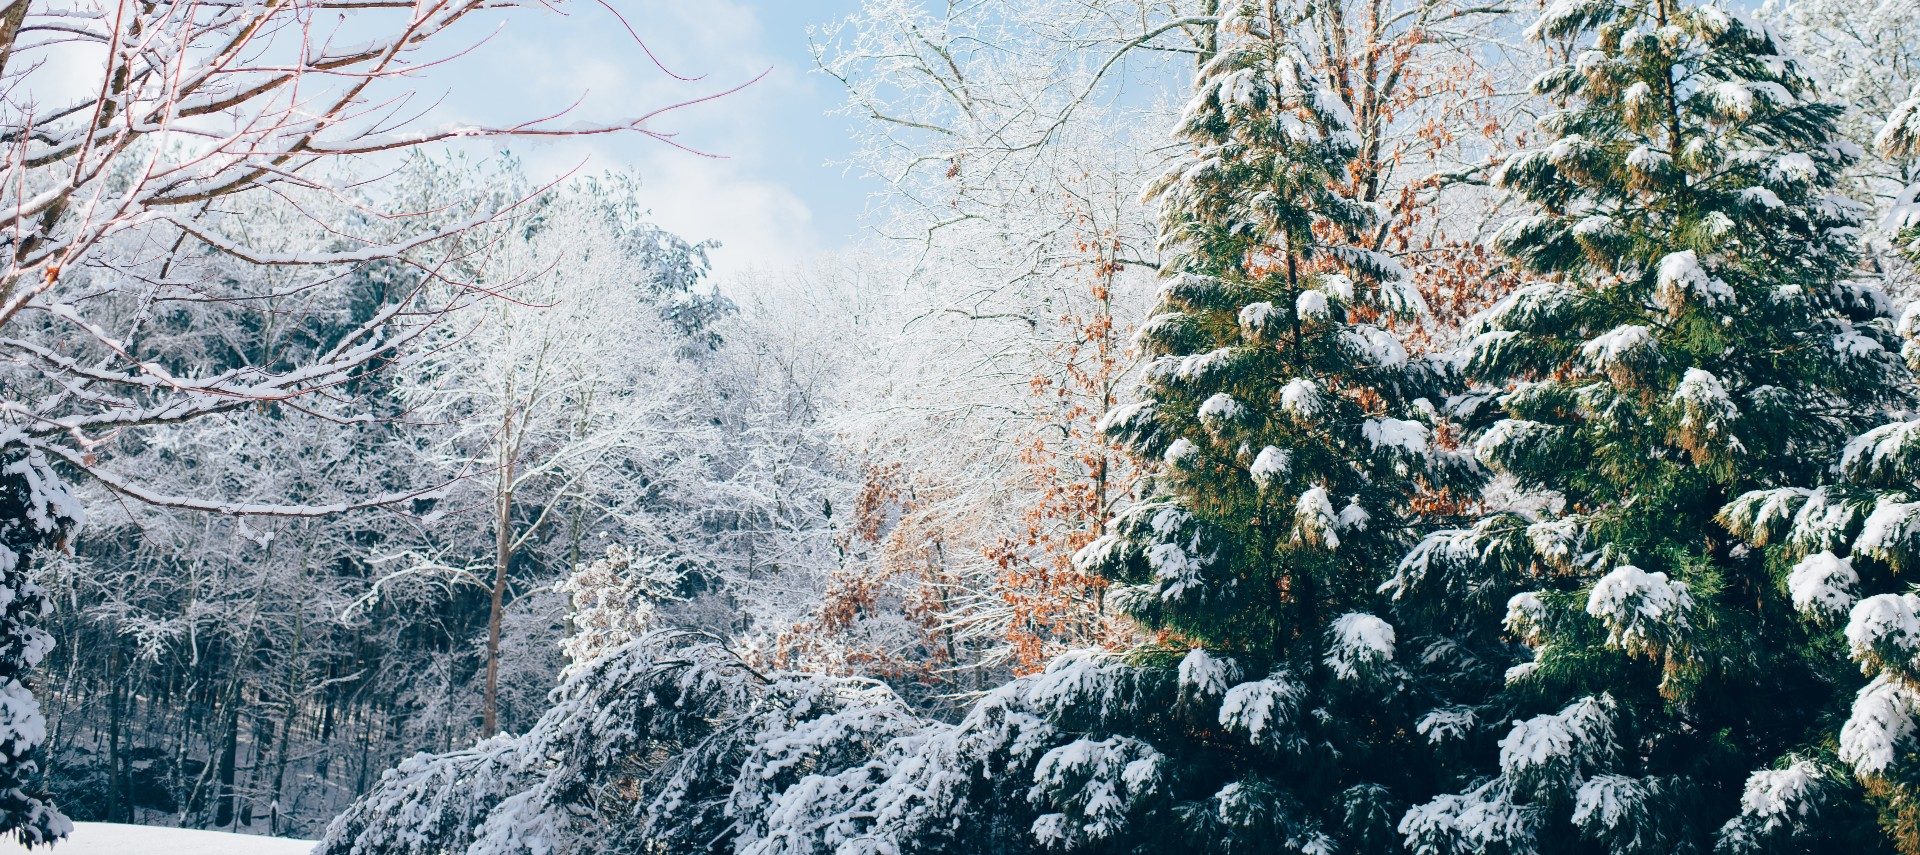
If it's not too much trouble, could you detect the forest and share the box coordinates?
[5,0,1920,852]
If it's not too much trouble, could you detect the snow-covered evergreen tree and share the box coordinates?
[0,452,75,845]
[1886,85,1920,258]
[1399,1,1909,851]
[1702,90,1920,855]
[991,0,1474,847]
[1716,424,1920,852]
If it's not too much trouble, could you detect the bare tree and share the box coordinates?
[0,0,741,502]
[392,176,719,736]
[0,0,737,839]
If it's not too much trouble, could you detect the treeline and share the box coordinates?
[29,163,856,836]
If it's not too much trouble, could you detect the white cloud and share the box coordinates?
[633,157,819,276]
[418,0,827,278]
[495,0,825,272]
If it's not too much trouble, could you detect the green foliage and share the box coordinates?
[1026,0,1489,848]
[1403,0,1911,851]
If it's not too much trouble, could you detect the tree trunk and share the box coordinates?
[481,380,523,738]
[212,699,240,829]
[482,456,515,736]
[106,655,128,822]
[269,588,304,836]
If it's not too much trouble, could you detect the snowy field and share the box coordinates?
[0,823,313,854]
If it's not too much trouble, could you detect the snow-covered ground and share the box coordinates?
[0,822,314,854]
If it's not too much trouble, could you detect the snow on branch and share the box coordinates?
[0,0,741,516]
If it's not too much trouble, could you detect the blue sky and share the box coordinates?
[418,1,877,277]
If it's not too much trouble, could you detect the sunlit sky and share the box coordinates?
[46,2,1796,281]
[414,1,876,279]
